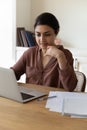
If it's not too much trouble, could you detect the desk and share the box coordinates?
[0,83,87,130]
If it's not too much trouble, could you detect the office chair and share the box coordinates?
[74,71,86,92]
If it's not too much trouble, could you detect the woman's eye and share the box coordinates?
[35,33,41,37]
[45,33,51,36]
[35,33,51,37]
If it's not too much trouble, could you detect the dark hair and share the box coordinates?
[34,12,60,35]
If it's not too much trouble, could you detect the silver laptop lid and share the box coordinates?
[0,67,47,103]
[0,67,23,102]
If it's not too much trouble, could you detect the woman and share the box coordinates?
[11,12,77,91]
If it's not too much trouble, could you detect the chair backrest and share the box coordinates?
[74,71,86,92]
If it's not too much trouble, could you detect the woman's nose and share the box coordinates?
[40,35,45,41]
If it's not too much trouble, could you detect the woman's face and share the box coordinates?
[35,25,56,50]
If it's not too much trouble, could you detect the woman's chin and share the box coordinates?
[40,45,47,50]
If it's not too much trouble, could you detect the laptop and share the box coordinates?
[0,67,47,103]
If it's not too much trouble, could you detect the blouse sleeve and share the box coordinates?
[10,52,26,80]
[58,49,77,91]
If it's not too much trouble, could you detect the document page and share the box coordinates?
[62,98,87,117]
[45,91,87,117]
[45,91,64,112]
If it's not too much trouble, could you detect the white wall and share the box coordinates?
[16,0,31,30]
[0,0,16,68]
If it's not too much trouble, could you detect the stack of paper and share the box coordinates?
[62,98,87,118]
[45,91,87,118]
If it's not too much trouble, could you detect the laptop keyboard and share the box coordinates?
[21,92,35,100]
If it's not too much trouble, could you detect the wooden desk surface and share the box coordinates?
[0,83,87,130]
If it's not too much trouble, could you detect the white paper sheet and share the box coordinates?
[46,91,64,112]
[45,91,87,116]
[62,98,87,117]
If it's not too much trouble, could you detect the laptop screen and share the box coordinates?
[21,92,35,100]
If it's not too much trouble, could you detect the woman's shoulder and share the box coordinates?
[22,45,39,57]
[24,45,38,53]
